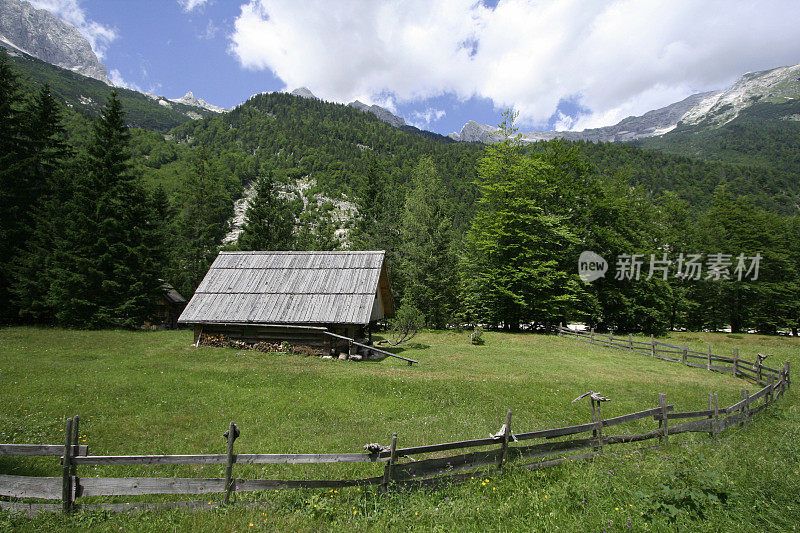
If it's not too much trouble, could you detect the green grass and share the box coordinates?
[0,327,798,531]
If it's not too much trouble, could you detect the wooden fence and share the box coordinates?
[557,325,790,387]
[0,330,790,515]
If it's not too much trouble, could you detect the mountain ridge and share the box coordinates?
[448,61,800,145]
[0,0,109,83]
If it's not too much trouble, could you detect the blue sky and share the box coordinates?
[30,0,800,136]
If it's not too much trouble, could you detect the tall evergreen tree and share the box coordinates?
[49,91,164,328]
[11,84,74,322]
[237,172,298,251]
[171,145,232,296]
[0,50,29,321]
[399,156,457,328]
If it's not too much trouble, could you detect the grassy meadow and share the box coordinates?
[0,327,798,531]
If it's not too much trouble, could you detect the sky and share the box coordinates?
[28,0,800,136]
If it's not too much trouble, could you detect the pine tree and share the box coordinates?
[237,172,298,250]
[49,91,164,328]
[171,144,232,297]
[0,50,29,321]
[399,156,457,328]
[11,85,74,322]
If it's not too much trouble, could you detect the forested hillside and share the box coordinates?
[4,46,218,131]
[637,98,800,209]
[2,49,798,335]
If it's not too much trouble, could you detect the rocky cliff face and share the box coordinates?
[681,63,800,126]
[348,100,405,128]
[0,0,109,83]
[169,91,227,113]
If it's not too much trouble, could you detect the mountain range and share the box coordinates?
[448,62,800,144]
[5,0,798,155]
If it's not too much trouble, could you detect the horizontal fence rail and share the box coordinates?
[0,330,790,515]
[322,331,419,365]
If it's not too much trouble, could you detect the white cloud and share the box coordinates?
[228,0,800,130]
[410,107,446,129]
[29,0,117,60]
[200,19,220,40]
[178,0,208,12]
[109,68,142,91]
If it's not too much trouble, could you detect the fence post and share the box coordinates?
[499,409,513,470]
[629,334,633,350]
[61,417,74,513]
[382,433,398,492]
[743,390,750,430]
[767,376,774,405]
[558,323,562,337]
[609,331,614,347]
[651,335,655,357]
[589,397,599,452]
[707,344,712,371]
[658,394,669,445]
[786,360,791,389]
[596,398,604,454]
[733,348,739,377]
[70,415,80,493]
[707,394,714,438]
[590,328,595,344]
[682,347,688,365]
[223,422,239,505]
[756,359,762,384]
[712,393,719,439]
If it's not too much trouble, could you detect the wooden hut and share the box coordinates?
[177,251,394,350]
[156,282,186,330]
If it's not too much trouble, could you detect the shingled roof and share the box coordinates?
[178,251,393,326]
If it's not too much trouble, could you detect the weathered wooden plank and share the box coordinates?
[0,444,88,456]
[0,475,63,499]
[395,437,500,456]
[749,384,771,401]
[603,419,711,444]
[515,422,597,441]
[653,346,685,354]
[653,340,686,350]
[74,454,228,465]
[78,477,227,497]
[512,438,596,461]
[239,453,388,464]
[236,476,384,491]
[74,452,388,466]
[653,409,715,421]
[351,340,418,364]
[683,352,707,360]
[720,413,742,430]
[602,405,674,427]
[393,448,502,479]
[724,398,747,414]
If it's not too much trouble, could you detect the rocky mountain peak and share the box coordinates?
[347,100,405,128]
[290,87,318,99]
[169,91,227,113]
[0,0,109,84]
